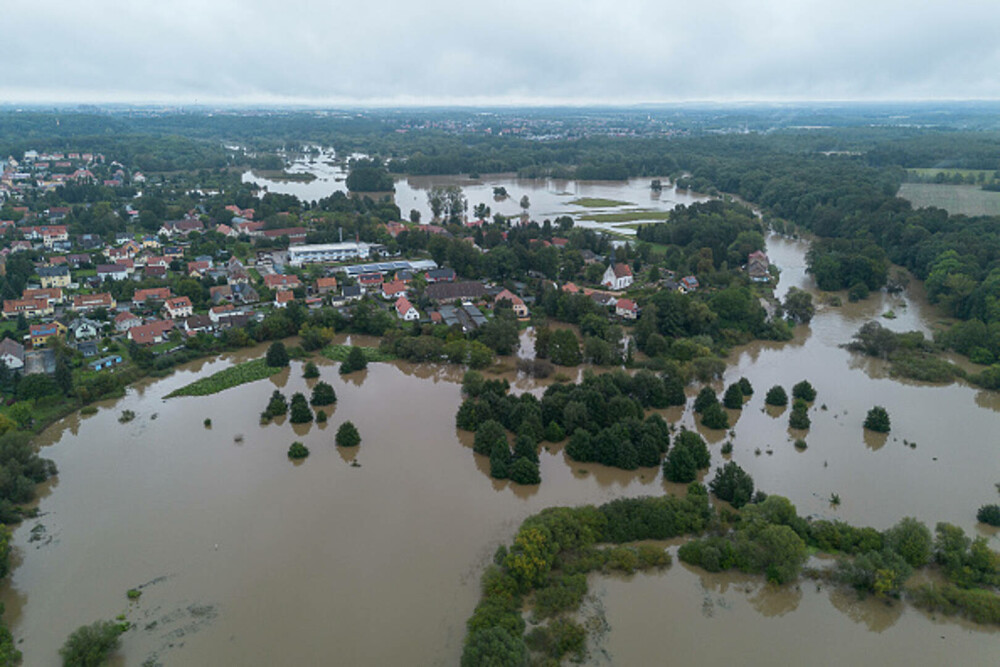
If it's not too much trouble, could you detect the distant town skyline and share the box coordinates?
[4,1,1000,106]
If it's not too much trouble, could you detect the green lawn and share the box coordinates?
[568,197,633,208]
[897,183,1000,217]
[579,210,673,223]
[165,357,281,398]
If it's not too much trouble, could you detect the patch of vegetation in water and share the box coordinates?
[166,358,281,398]
[567,197,633,208]
[321,345,394,364]
[579,209,673,223]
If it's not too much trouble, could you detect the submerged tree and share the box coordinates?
[336,421,361,447]
[289,392,313,423]
[864,406,891,432]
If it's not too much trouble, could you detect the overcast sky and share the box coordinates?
[4,0,1000,105]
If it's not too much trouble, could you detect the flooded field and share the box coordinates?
[2,235,998,665]
[242,150,709,235]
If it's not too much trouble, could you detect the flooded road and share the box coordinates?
[2,236,998,665]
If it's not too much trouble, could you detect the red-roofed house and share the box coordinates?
[616,298,640,320]
[381,280,408,300]
[263,274,301,291]
[22,287,64,305]
[3,297,52,319]
[262,227,308,245]
[315,276,338,295]
[562,282,580,294]
[494,289,529,318]
[133,287,174,306]
[395,297,419,321]
[358,273,383,293]
[128,320,175,345]
[72,293,116,312]
[163,296,193,319]
[274,290,295,308]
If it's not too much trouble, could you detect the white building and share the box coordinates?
[287,242,372,267]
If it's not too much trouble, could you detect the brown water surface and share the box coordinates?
[2,237,998,665]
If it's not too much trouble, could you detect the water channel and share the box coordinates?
[2,182,998,663]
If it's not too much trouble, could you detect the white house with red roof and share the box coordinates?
[263,274,302,291]
[163,296,193,319]
[381,280,408,300]
[602,263,633,291]
[395,297,419,321]
[616,298,640,320]
[274,290,295,308]
[494,288,529,318]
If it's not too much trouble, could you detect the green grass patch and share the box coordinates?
[568,197,633,208]
[579,210,673,223]
[898,183,1000,217]
[166,357,282,398]
[321,345,395,363]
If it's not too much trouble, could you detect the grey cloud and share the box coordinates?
[2,0,1000,104]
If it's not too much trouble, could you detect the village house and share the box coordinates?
[616,298,640,320]
[209,304,236,322]
[133,287,174,307]
[395,297,420,321]
[0,338,25,371]
[263,273,302,291]
[381,280,408,300]
[38,265,71,289]
[160,219,205,237]
[262,227,308,245]
[274,290,295,308]
[114,311,142,332]
[96,264,129,282]
[71,292,116,312]
[425,267,457,283]
[163,296,194,319]
[601,263,633,291]
[128,320,175,345]
[494,288,529,318]
[747,250,770,282]
[3,297,53,319]
[680,275,700,293]
[357,273,384,293]
[67,317,101,340]
[315,276,338,295]
[187,260,211,277]
[29,321,66,347]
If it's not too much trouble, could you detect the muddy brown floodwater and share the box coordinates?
[2,234,998,665]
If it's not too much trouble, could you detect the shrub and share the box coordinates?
[265,390,288,418]
[316,410,327,423]
[663,430,710,483]
[543,420,565,442]
[693,386,718,413]
[710,461,755,508]
[722,383,743,409]
[265,341,289,368]
[508,458,541,485]
[474,420,506,455]
[788,400,810,430]
[791,380,816,402]
[884,517,932,567]
[303,361,320,378]
[203,418,212,428]
[977,504,1000,526]
[339,346,368,375]
[289,393,313,423]
[310,381,337,406]
[764,385,788,406]
[336,421,361,447]
[864,406,891,432]
[58,620,124,667]
[848,282,869,302]
[700,402,730,430]
[288,442,310,459]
